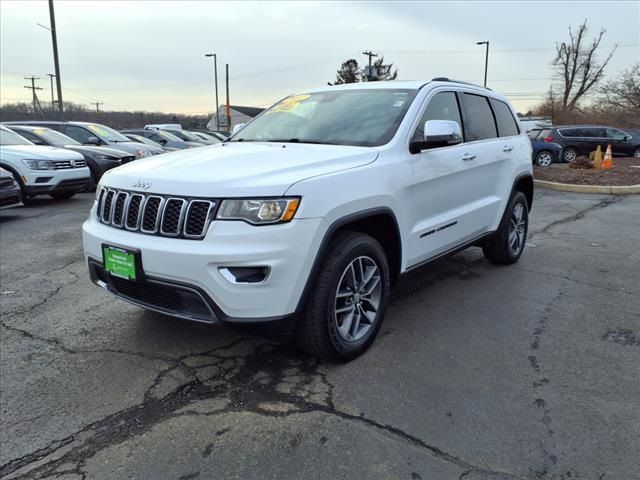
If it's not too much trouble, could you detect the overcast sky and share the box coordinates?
[1,0,638,115]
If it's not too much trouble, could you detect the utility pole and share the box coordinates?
[362,50,378,81]
[205,53,220,130]
[46,73,56,111]
[91,102,103,113]
[24,76,44,119]
[225,64,231,130]
[48,0,64,120]
[476,41,490,87]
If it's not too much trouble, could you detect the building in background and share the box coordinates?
[207,105,265,131]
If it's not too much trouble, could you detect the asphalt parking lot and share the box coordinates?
[1,189,638,480]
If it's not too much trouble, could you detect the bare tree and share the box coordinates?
[553,19,617,111]
[599,63,640,111]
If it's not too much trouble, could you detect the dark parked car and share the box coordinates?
[537,125,640,162]
[6,125,136,187]
[190,131,223,143]
[120,129,200,150]
[0,167,23,210]
[3,121,163,158]
[528,129,563,166]
[122,133,179,152]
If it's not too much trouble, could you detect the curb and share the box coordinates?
[534,179,640,195]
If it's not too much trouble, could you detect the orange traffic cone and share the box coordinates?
[593,145,603,169]
[602,144,613,169]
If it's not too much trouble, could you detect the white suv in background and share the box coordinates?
[0,125,90,200]
[83,79,533,361]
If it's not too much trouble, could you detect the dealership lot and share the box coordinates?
[1,190,638,480]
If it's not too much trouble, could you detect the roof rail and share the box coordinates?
[431,77,492,91]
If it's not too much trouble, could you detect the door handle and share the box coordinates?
[502,145,514,152]
[462,153,477,161]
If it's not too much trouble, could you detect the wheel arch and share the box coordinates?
[295,207,402,313]
[512,173,534,211]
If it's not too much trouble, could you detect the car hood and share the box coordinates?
[63,145,134,158]
[100,142,378,197]
[0,145,85,160]
[106,142,163,155]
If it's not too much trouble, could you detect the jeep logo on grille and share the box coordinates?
[132,180,152,190]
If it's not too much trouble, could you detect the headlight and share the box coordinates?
[95,154,120,162]
[22,159,55,170]
[217,198,300,225]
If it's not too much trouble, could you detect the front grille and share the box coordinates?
[53,159,87,169]
[0,178,14,189]
[97,188,216,240]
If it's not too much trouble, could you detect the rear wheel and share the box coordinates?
[296,231,390,362]
[483,191,528,265]
[563,147,578,162]
[535,151,553,167]
[49,191,76,200]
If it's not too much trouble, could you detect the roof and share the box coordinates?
[228,105,264,117]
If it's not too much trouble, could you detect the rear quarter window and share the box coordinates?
[462,93,498,141]
[490,99,519,137]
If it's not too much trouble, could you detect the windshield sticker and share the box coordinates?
[87,125,108,135]
[269,94,311,114]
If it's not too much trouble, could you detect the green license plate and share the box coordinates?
[102,245,139,281]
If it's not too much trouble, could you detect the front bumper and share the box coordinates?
[23,168,91,196]
[82,210,324,324]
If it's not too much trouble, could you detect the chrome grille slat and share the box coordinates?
[53,159,87,169]
[96,188,215,240]
[160,198,187,236]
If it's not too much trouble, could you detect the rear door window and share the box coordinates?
[462,93,497,141]
[490,99,519,137]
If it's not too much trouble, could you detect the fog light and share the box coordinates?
[219,266,270,284]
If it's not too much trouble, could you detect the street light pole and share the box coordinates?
[48,0,64,120]
[476,41,489,87]
[205,53,219,130]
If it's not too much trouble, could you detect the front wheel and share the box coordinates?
[633,147,640,158]
[49,191,76,200]
[535,151,553,167]
[483,191,529,265]
[296,231,390,362]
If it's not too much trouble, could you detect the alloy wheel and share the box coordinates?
[564,148,577,162]
[334,256,382,342]
[508,203,526,256]
[536,152,553,166]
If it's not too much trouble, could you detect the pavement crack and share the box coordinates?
[531,196,622,236]
[1,340,523,480]
[512,266,635,296]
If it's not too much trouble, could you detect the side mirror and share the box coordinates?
[624,135,632,141]
[231,123,246,135]
[157,138,168,145]
[410,120,463,153]
[86,136,101,145]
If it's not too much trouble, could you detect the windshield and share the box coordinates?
[86,123,130,142]
[156,130,181,141]
[33,128,80,146]
[0,128,33,146]
[232,89,418,146]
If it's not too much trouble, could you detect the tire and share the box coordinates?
[296,231,390,362]
[49,191,76,200]
[633,147,640,158]
[563,147,578,162]
[3,168,27,204]
[483,191,528,265]
[535,150,553,167]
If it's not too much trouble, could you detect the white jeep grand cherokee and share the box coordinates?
[83,79,533,361]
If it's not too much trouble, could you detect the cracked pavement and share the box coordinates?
[1,190,638,480]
